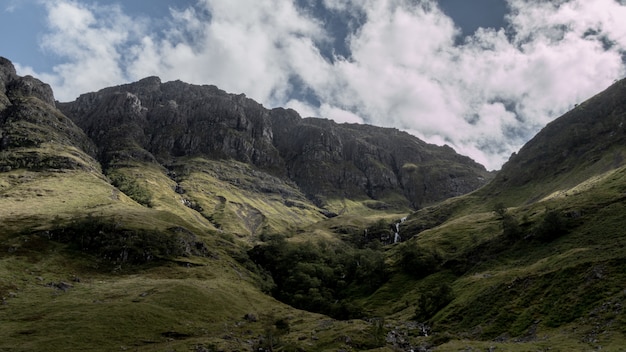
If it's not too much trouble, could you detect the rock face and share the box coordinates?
[0,57,97,172]
[271,114,491,207]
[58,76,492,208]
[58,77,283,170]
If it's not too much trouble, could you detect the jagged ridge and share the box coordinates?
[58,76,492,209]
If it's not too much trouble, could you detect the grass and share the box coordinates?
[356,164,626,350]
[2,158,626,350]
[0,159,407,351]
[0,248,397,351]
[167,157,326,238]
[2,88,626,350]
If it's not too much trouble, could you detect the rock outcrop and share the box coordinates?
[58,76,492,208]
[0,57,97,172]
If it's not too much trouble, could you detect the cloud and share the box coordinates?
[306,0,626,168]
[19,0,626,170]
[3,0,23,13]
[126,0,326,107]
[30,1,148,100]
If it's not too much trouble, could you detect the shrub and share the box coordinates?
[493,202,508,219]
[108,171,152,207]
[414,282,455,321]
[48,216,190,264]
[534,209,568,242]
[493,203,523,241]
[248,235,387,319]
[398,243,440,278]
[402,163,419,173]
[502,213,522,241]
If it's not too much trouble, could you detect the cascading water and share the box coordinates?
[393,216,408,244]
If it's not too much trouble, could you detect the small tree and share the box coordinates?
[502,213,522,241]
[534,209,567,242]
[255,315,290,352]
[494,203,522,241]
[398,244,440,278]
[414,282,455,321]
[493,202,508,219]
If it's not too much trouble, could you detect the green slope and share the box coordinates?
[2,57,626,351]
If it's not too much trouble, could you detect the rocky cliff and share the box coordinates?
[0,58,98,172]
[58,76,492,208]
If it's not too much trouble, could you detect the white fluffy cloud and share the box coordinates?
[19,0,626,170]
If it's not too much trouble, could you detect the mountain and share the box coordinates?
[382,78,626,350]
[57,76,491,210]
[480,77,626,206]
[2,55,626,351]
[0,57,97,173]
[0,56,491,351]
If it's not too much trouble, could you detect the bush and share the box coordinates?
[108,171,152,207]
[494,203,523,241]
[414,282,455,321]
[502,213,522,241]
[48,216,191,264]
[398,243,440,278]
[402,163,419,173]
[534,209,568,242]
[493,202,508,219]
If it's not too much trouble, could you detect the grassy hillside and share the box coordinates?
[4,159,625,351]
[0,156,396,352]
[3,59,626,350]
[358,161,626,351]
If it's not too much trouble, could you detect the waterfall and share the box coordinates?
[394,222,401,243]
[393,216,407,244]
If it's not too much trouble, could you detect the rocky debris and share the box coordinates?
[244,313,258,322]
[46,281,74,292]
[193,345,214,352]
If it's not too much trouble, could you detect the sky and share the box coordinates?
[1,0,626,170]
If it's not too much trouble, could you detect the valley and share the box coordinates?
[1,56,626,351]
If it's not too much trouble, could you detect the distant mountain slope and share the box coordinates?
[58,77,491,209]
[480,78,626,205]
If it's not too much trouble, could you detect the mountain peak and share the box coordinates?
[56,76,492,209]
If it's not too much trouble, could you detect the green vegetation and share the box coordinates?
[108,169,153,207]
[2,71,626,350]
[413,282,455,321]
[3,160,626,350]
[248,233,388,319]
[3,153,626,350]
[47,215,203,264]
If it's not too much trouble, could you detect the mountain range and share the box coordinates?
[1,56,625,351]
